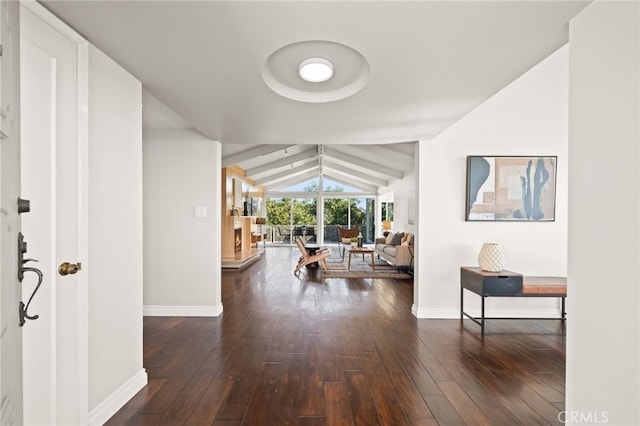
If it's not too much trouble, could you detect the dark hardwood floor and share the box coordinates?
[106,246,566,425]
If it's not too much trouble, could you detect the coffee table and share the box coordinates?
[347,247,375,271]
[305,245,322,256]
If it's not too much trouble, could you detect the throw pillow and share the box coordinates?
[402,233,413,244]
[408,235,414,246]
[390,232,404,246]
[385,232,395,245]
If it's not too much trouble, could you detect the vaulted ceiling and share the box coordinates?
[142,87,415,192]
[42,0,590,192]
[221,142,415,193]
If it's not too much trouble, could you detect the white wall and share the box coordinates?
[143,128,222,316]
[87,47,147,423]
[567,2,639,424]
[414,45,569,318]
[378,170,416,236]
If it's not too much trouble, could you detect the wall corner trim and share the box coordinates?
[88,369,148,426]
[143,304,223,317]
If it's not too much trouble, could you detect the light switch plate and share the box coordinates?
[194,206,207,218]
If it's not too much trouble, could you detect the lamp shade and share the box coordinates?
[382,220,391,231]
[255,217,267,225]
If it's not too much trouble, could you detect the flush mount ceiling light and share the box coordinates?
[298,58,334,83]
[263,40,369,103]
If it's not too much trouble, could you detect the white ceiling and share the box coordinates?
[41,0,589,191]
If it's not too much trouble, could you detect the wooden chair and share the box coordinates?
[294,237,331,275]
[337,226,359,260]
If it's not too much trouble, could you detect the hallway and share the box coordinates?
[107,247,565,425]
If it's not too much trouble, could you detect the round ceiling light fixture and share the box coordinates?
[298,57,334,83]
[262,40,369,103]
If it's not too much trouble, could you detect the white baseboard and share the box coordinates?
[412,305,459,318]
[143,303,223,317]
[411,305,563,319]
[88,369,147,426]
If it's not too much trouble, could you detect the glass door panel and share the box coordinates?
[292,197,317,243]
[266,197,291,244]
[350,197,376,244]
[323,197,350,243]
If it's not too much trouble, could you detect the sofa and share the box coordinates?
[374,232,414,271]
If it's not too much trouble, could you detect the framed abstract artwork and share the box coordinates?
[465,156,557,221]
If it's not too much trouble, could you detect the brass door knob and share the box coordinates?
[59,262,82,276]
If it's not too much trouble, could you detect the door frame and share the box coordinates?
[1,1,24,423]
[20,1,89,422]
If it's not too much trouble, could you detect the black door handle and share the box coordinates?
[19,263,43,326]
[17,232,44,327]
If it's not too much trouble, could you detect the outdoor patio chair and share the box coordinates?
[277,226,291,244]
[305,226,317,243]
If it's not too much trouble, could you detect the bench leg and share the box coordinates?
[562,297,566,319]
[481,296,486,334]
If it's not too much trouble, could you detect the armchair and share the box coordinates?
[337,226,359,260]
[294,237,331,275]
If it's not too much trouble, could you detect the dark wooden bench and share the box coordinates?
[461,267,567,334]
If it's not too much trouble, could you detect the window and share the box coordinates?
[266,197,318,244]
[323,196,375,244]
[266,198,291,244]
[266,180,376,244]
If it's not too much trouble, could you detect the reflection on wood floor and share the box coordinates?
[107,246,566,425]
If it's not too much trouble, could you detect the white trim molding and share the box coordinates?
[412,306,459,319]
[143,304,223,317]
[88,369,147,426]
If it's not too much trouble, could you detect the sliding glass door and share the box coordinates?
[266,197,318,244]
[323,196,375,244]
[292,197,317,243]
[323,198,349,243]
[266,187,375,245]
[350,197,375,244]
[266,197,290,244]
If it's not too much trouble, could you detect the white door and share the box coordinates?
[20,3,88,425]
[0,1,23,424]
